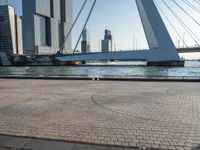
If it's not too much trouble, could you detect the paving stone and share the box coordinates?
[0,79,199,150]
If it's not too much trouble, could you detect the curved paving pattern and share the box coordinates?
[92,88,200,124]
[0,79,200,150]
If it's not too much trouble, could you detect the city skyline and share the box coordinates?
[8,0,200,58]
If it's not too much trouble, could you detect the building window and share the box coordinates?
[0,16,4,22]
[50,0,54,18]
[60,0,66,22]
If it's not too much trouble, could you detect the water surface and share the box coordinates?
[0,61,200,78]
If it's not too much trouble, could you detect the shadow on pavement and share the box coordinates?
[192,144,200,150]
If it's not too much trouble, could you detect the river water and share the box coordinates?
[0,61,200,78]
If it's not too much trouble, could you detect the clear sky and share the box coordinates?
[9,0,200,58]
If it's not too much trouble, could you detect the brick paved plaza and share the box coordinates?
[0,79,199,150]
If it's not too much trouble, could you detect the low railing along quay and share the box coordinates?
[0,74,200,82]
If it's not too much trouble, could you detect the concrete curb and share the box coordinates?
[0,134,139,150]
[0,76,200,82]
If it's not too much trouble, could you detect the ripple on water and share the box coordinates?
[0,61,200,78]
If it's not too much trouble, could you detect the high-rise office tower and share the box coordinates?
[0,0,8,5]
[22,0,72,55]
[81,28,91,53]
[0,4,23,54]
[101,30,113,53]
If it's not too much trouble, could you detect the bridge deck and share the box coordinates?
[177,47,200,53]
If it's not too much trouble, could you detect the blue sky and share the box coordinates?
[9,0,200,58]
[73,0,147,51]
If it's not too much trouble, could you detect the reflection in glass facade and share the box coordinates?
[35,15,47,46]
[0,0,8,6]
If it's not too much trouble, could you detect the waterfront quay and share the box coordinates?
[0,79,200,150]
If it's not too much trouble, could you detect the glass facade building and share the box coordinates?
[0,5,22,54]
[22,0,72,55]
[101,30,113,53]
[81,28,91,53]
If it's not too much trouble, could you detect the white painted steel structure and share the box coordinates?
[57,0,181,63]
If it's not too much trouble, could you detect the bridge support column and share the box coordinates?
[136,0,184,66]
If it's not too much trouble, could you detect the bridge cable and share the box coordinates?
[58,0,88,54]
[154,0,188,48]
[171,0,200,27]
[180,0,200,15]
[73,0,97,54]
[193,0,200,6]
[161,0,200,46]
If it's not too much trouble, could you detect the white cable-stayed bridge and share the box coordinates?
[56,0,200,66]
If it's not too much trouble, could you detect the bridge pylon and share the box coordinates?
[57,0,184,66]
